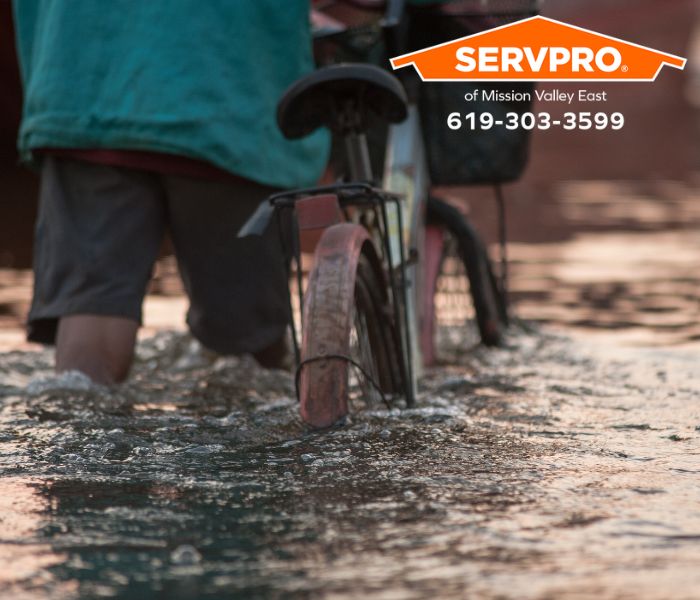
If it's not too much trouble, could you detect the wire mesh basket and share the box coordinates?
[407,0,540,185]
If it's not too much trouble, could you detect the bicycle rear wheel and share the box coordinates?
[299,223,404,428]
[422,196,506,365]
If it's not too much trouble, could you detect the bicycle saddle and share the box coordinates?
[277,63,408,139]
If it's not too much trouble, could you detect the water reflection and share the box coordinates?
[0,480,76,599]
[0,328,699,598]
[459,178,700,347]
[1,173,700,597]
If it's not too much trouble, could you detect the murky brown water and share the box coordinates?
[1,174,700,599]
[1,326,699,599]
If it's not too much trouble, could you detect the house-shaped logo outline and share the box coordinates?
[390,16,687,82]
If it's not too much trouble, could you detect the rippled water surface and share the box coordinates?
[3,155,700,598]
[1,325,699,599]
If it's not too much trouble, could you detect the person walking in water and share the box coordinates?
[14,1,329,383]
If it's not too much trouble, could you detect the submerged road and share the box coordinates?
[1,324,699,599]
[2,174,700,598]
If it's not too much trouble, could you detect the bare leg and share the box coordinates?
[56,315,139,384]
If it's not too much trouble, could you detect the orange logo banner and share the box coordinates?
[390,16,686,82]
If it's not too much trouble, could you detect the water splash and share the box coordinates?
[1,327,699,598]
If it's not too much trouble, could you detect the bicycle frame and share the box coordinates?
[254,97,430,409]
[239,1,517,424]
[381,103,430,398]
[328,0,429,397]
[239,0,430,408]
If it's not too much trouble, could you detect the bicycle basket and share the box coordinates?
[407,0,540,185]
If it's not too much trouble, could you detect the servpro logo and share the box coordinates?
[390,16,686,82]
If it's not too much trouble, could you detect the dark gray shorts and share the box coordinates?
[28,156,289,355]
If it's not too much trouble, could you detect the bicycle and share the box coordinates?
[240,0,536,428]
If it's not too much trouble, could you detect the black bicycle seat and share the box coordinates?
[277,63,408,140]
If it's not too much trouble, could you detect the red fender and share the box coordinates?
[299,223,370,428]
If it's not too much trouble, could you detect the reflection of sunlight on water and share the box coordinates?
[0,329,699,597]
[132,402,186,413]
[502,178,700,348]
[0,174,699,596]
[0,479,73,594]
[0,480,44,544]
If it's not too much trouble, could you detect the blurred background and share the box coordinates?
[1,0,698,349]
[460,0,700,347]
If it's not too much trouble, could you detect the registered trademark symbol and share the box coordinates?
[621,65,629,72]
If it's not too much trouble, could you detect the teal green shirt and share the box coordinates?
[13,0,330,188]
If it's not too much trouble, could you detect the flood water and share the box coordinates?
[2,177,700,599]
[2,327,700,599]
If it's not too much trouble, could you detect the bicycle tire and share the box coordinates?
[299,223,403,428]
[422,196,506,364]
